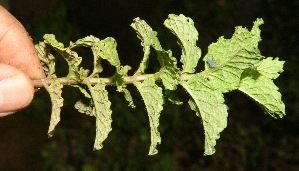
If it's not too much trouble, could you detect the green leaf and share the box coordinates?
[131,17,157,74]
[155,56,180,91]
[131,17,181,104]
[74,97,94,116]
[69,35,100,48]
[69,35,103,76]
[165,90,183,105]
[181,74,228,155]
[134,78,164,155]
[95,37,121,70]
[238,69,285,118]
[202,18,264,93]
[164,14,201,74]
[36,16,286,157]
[90,83,112,150]
[131,17,161,48]
[75,82,112,150]
[73,85,92,99]
[254,57,285,79]
[119,88,135,108]
[43,34,84,81]
[45,76,64,137]
[113,66,135,108]
[35,42,56,76]
[75,83,113,150]
[188,98,198,114]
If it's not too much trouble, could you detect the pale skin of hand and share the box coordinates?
[0,6,45,116]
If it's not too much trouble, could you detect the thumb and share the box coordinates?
[0,64,34,117]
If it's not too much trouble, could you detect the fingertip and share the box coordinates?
[0,64,34,116]
[0,6,46,80]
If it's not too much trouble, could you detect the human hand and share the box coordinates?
[0,6,45,116]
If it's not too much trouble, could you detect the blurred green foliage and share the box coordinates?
[7,0,299,170]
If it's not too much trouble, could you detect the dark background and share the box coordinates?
[0,0,298,170]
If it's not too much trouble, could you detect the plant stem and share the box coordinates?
[32,73,194,88]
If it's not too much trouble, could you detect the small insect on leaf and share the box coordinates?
[206,58,217,68]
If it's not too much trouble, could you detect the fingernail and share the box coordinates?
[0,75,34,116]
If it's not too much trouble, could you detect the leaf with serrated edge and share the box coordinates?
[43,34,83,81]
[131,17,180,104]
[45,76,64,137]
[254,57,285,80]
[36,16,286,157]
[134,78,164,155]
[238,69,285,118]
[69,35,103,76]
[164,14,201,74]
[202,18,264,93]
[95,37,121,69]
[35,42,56,76]
[181,74,228,155]
[69,35,100,48]
[95,39,133,107]
[131,17,156,74]
[87,83,112,150]
[74,82,112,150]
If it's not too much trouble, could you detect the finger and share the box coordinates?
[0,64,34,116]
[0,6,45,80]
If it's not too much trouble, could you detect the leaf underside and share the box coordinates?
[45,77,64,137]
[164,14,201,74]
[35,14,285,156]
[181,74,228,155]
[134,78,164,155]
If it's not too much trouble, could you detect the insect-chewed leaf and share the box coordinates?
[203,18,264,93]
[95,37,121,70]
[181,74,228,155]
[36,15,286,157]
[95,40,132,107]
[134,78,164,155]
[131,17,160,74]
[131,17,178,68]
[69,35,103,76]
[69,35,100,48]
[43,34,84,81]
[131,17,180,104]
[254,57,285,80]
[238,69,285,118]
[45,76,64,137]
[164,14,201,74]
[35,42,56,76]
[87,83,112,150]
[131,17,161,48]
